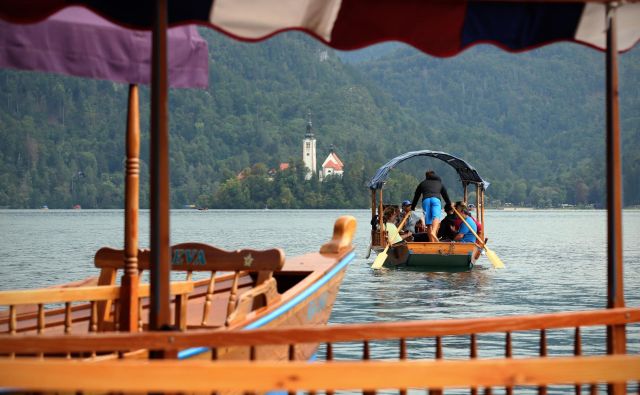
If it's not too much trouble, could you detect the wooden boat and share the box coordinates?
[0,215,356,361]
[0,6,356,362]
[367,150,488,270]
[0,1,638,394]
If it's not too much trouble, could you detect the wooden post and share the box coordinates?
[480,189,486,230]
[371,190,377,248]
[378,190,385,247]
[120,84,140,332]
[371,190,376,226]
[475,184,481,226]
[463,183,468,203]
[150,0,172,336]
[604,5,626,395]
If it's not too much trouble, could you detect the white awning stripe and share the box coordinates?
[209,0,343,41]
[575,3,640,51]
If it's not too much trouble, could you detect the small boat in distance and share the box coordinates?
[368,150,489,271]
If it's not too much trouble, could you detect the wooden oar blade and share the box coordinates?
[371,250,387,269]
[485,247,505,269]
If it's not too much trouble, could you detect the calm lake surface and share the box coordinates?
[1,209,639,388]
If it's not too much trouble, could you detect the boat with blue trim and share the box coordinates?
[0,215,356,362]
[368,150,488,271]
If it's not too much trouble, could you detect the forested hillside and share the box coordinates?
[355,43,640,208]
[0,30,638,209]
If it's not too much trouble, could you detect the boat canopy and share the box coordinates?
[368,150,489,191]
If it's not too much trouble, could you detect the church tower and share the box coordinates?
[302,111,317,180]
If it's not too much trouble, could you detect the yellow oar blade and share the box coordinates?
[485,247,505,269]
[371,249,388,269]
[371,212,409,270]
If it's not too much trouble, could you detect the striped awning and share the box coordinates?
[0,1,638,56]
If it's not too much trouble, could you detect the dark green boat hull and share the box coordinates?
[382,243,476,271]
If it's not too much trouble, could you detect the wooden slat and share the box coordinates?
[64,302,72,334]
[539,329,548,395]
[400,338,407,395]
[226,272,241,323]
[1,308,638,354]
[0,286,121,305]
[89,301,98,333]
[326,342,334,395]
[9,305,16,334]
[506,331,513,395]
[201,271,217,325]
[471,334,478,395]
[0,356,638,393]
[37,304,44,334]
[575,327,582,395]
[0,281,191,313]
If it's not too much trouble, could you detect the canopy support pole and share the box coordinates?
[475,185,480,222]
[150,0,172,338]
[480,188,485,231]
[120,84,140,332]
[605,4,626,394]
[379,190,385,247]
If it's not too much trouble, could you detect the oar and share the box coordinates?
[452,207,505,269]
[371,212,411,270]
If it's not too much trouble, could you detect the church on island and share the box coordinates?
[302,113,343,181]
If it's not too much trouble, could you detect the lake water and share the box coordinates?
[1,209,639,391]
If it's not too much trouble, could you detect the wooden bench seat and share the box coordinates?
[94,242,285,329]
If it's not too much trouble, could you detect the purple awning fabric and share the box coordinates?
[0,6,208,88]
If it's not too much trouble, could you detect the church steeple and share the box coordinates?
[302,110,317,180]
[305,110,315,138]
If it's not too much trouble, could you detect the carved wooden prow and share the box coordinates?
[320,215,357,254]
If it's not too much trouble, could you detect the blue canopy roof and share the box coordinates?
[368,150,489,191]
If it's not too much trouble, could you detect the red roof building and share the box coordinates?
[320,148,344,180]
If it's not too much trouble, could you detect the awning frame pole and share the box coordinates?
[605,4,626,394]
[150,0,171,337]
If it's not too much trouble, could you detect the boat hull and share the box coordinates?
[183,251,354,361]
[381,242,478,271]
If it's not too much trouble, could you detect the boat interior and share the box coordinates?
[0,216,355,338]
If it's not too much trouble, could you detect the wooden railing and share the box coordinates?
[0,307,637,393]
[0,355,639,393]
[0,281,193,336]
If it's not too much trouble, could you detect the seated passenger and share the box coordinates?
[453,202,483,234]
[400,200,424,234]
[454,202,477,243]
[383,206,412,245]
[438,203,458,241]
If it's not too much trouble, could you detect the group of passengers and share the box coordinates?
[381,169,482,246]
